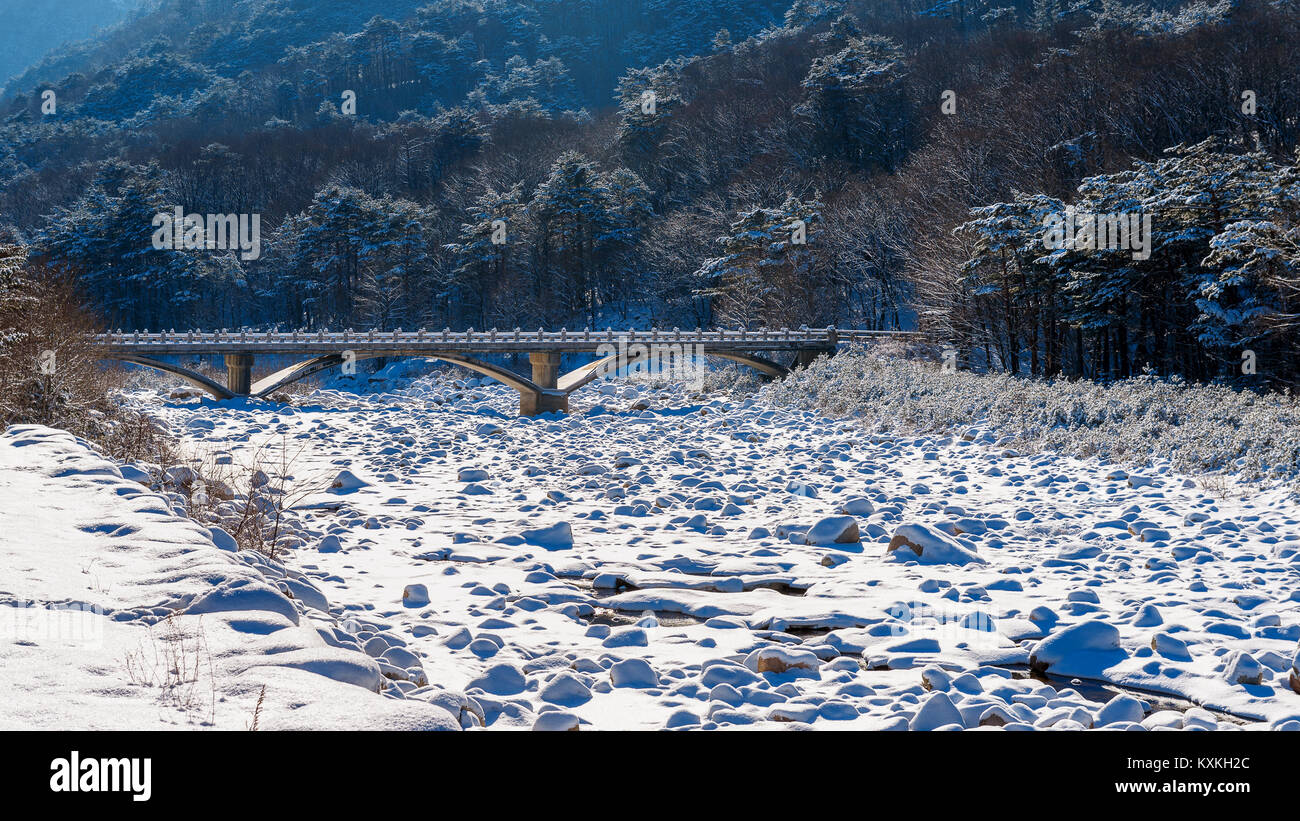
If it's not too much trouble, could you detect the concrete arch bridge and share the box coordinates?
[94,327,920,415]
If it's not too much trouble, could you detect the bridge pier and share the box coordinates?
[520,390,568,416]
[528,352,561,389]
[793,348,834,369]
[224,353,253,395]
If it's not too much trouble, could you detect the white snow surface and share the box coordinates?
[0,425,456,730]
[11,367,1300,730]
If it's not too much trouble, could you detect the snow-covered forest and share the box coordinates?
[3,0,1300,383]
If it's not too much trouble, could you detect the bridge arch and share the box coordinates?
[557,347,788,394]
[108,354,235,400]
[249,350,545,398]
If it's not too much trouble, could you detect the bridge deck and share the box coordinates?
[94,327,921,355]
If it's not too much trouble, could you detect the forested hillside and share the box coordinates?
[3,0,1300,385]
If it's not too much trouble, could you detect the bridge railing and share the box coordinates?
[95,326,924,347]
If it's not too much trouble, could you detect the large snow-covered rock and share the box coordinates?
[402,583,431,607]
[886,523,987,565]
[1028,620,1126,677]
[185,579,301,624]
[837,497,875,516]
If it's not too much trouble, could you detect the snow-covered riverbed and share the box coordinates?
[8,369,1300,730]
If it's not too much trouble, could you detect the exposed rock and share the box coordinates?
[751,647,820,674]
[1291,645,1300,695]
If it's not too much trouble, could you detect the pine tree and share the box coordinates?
[698,196,824,329]
[797,36,909,170]
[529,152,619,324]
[446,185,525,328]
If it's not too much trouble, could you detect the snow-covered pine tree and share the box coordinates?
[697,196,824,329]
[797,35,909,170]
[446,185,525,329]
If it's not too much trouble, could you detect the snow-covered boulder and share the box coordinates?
[977,705,1017,727]
[330,469,369,491]
[909,691,965,731]
[521,521,573,549]
[601,626,648,648]
[539,672,592,706]
[1291,645,1300,695]
[185,579,300,625]
[466,663,528,695]
[1150,632,1192,661]
[1221,650,1264,685]
[532,712,579,731]
[1094,694,1146,726]
[208,526,238,552]
[804,515,860,545]
[1130,604,1162,627]
[838,497,875,516]
[402,584,430,607]
[1028,620,1125,676]
[886,523,986,566]
[920,665,952,692]
[252,649,384,691]
[457,468,490,482]
[609,658,659,688]
[118,463,153,485]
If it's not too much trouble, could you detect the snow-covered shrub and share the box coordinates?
[764,346,1300,488]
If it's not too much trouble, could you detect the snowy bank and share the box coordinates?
[0,426,457,730]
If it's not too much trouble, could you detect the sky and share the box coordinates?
[0,0,138,86]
